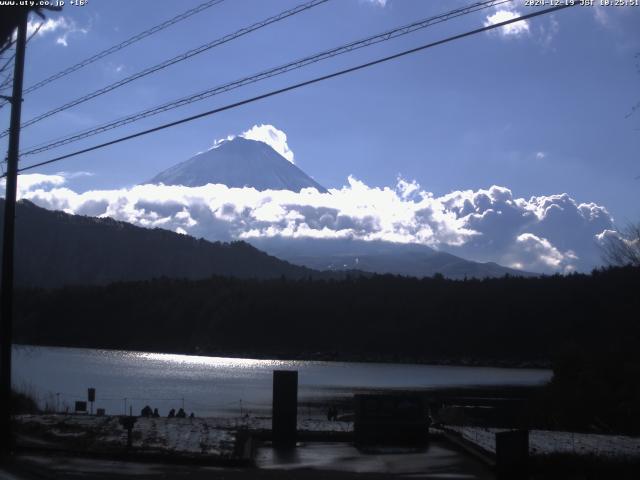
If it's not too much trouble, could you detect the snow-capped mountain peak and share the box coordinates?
[149,137,327,193]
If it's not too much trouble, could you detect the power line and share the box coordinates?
[0,51,16,76]
[22,0,508,155]
[11,3,576,177]
[0,21,42,89]
[0,0,330,138]
[0,0,226,110]
[0,42,19,91]
[0,39,16,59]
[0,73,13,92]
[20,0,511,157]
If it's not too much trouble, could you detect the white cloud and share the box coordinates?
[15,173,66,196]
[535,151,546,160]
[25,15,88,47]
[484,9,530,37]
[396,176,420,200]
[56,25,89,47]
[538,15,560,47]
[362,0,387,7]
[593,5,610,27]
[510,233,577,273]
[241,125,294,163]
[211,124,295,163]
[596,228,639,260]
[590,5,640,51]
[55,171,94,179]
[9,173,615,274]
[27,17,67,37]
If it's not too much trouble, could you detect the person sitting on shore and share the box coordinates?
[176,408,186,418]
[140,405,152,418]
[189,412,195,419]
[327,406,335,421]
[327,406,338,421]
[152,408,160,418]
[168,408,175,418]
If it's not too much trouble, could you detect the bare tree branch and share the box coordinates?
[601,223,640,267]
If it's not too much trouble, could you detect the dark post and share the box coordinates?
[495,429,529,479]
[0,9,29,459]
[88,388,95,415]
[118,416,137,449]
[272,370,298,447]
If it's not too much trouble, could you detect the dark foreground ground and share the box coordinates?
[9,414,494,478]
[5,415,640,480]
[2,441,495,480]
[4,449,640,480]
[8,381,640,479]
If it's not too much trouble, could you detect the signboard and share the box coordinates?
[74,401,87,412]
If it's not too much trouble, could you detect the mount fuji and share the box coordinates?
[147,136,533,279]
[149,137,327,192]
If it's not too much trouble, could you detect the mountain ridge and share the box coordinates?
[0,199,319,288]
[1,199,533,287]
[249,237,535,279]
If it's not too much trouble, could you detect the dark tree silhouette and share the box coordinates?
[601,222,640,267]
[0,5,60,57]
[12,265,640,433]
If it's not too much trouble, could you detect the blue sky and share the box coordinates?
[2,0,639,272]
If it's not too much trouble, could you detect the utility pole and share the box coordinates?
[0,9,29,459]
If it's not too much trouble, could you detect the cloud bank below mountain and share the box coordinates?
[10,173,613,274]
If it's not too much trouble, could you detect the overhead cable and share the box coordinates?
[0,0,330,137]
[20,0,510,156]
[11,2,577,176]
[0,0,227,110]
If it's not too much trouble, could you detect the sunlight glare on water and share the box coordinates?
[135,351,286,370]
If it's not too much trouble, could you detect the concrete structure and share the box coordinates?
[272,370,298,447]
[495,429,529,479]
[354,394,429,445]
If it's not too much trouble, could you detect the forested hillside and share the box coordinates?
[1,199,316,287]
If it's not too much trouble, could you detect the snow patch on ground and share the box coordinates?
[16,415,235,456]
[445,425,640,459]
[16,414,352,456]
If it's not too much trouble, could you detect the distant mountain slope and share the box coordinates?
[148,137,328,192]
[249,237,534,279]
[1,199,317,288]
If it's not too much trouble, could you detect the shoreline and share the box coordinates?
[13,342,552,370]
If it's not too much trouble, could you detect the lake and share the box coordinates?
[12,345,551,418]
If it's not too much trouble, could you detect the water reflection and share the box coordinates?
[13,345,551,418]
[136,351,286,370]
